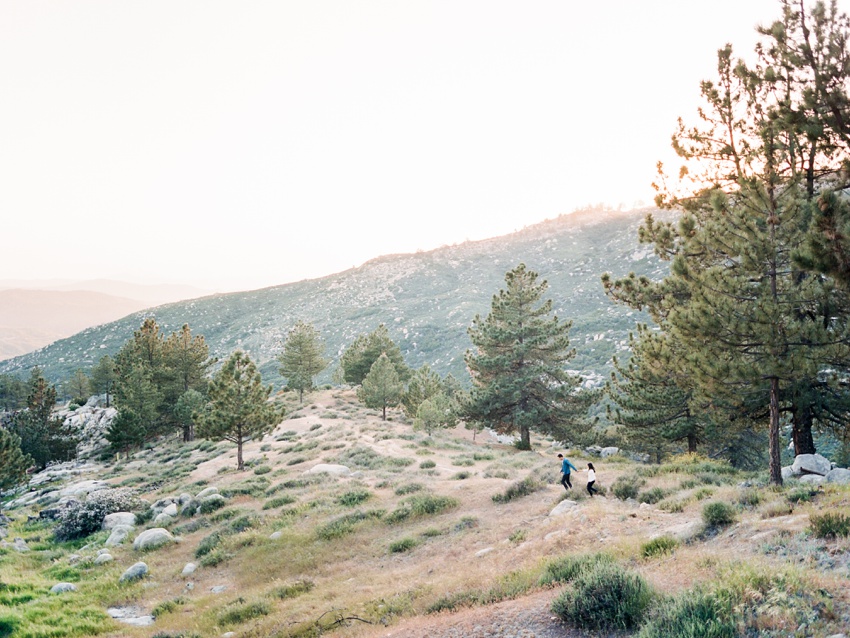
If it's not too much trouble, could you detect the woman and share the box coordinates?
[586,462,599,497]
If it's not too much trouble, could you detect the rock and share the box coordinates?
[105,524,133,547]
[50,583,77,594]
[211,585,227,593]
[119,562,148,582]
[102,512,136,530]
[163,503,178,518]
[600,447,620,458]
[781,465,797,480]
[825,634,847,638]
[11,538,29,552]
[269,531,283,540]
[68,554,81,564]
[153,512,175,526]
[798,474,825,485]
[181,563,197,576]
[94,553,114,565]
[107,605,154,626]
[584,445,603,456]
[58,480,110,499]
[549,500,578,516]
[199,494,226,511]
[133,528,175,551]
[826,468,850,485]
[791,453,832,476]
[665,521,703,542]
[97,548,110,555]
[177,493,193,506]
[196,487,219,500]
[223,633,236,638]
[39,506,63,520]
[475,548,494,557]
[303,464,352,476]
[180,500,200,517]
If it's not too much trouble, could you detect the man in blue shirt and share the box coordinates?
[557,453,578,491]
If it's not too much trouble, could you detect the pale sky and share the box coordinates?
[1,0,812,292]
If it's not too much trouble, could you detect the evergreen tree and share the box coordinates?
[89,355,118,407]
[161,324,213,440]
[464,264,593,450]
[402,364,443,418]
[0,427,32,513]
[0,374,26,412]
[197,351,282,470]
[107,363,162,452]
[11,368,78,469]
[340,325,410,385]
[414,392,457,435]
[64,369,90,405]
[174,389,205,443]
[357,353,404,421]
[278,321,328,403]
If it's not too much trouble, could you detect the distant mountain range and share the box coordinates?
[0,281,212,361]
[0,208,668,386]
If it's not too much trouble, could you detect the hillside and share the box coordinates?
[1,389,848,637]
[0,208,666,385]
[0,290,149,361]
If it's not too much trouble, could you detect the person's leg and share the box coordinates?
[587,480,595,496]
[565,473,572,489]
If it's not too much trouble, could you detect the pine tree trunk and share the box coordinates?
[687,431,697,454]
[382,405,387,421]
[237,434,244,471]
[769,378,783,485]
[792,406,816,455]
[519,425,531,450]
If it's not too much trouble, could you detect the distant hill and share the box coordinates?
[0,279,211,306]
[0,290,149,361]
[0,208,668,385]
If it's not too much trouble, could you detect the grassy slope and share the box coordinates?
[1,389,849,638]
[0,208,666,387]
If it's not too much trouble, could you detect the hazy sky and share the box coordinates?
[1,0,812,292]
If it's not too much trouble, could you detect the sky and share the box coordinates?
[0,0,821,293]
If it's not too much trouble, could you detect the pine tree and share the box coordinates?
[89,355,118,407]
[64,369,90,405]
[107,363,162,452]
[161,324,213,440]
[414,392,457,435]
[464,264,593,450]
[278,321,328,403]
[357,353,404,421]
[0,427,32,513]
[402,364,443,418]
[340,325,410,385]
[197,351,282,470]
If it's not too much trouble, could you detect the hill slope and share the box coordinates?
[0,208,666,384]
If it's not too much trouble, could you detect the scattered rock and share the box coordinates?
[180,499,200,517]
[153,512,175,526]
[68,554,81,564]
[600,447,620,458]
[826,468,850,485]
[177,493,193,506]
[781,465,797,480]
[105,524,134,547]
[665,521,703,542]
[9,538,29,552]
[791,453,832,477]
[163,503,178,517]
[182,563,197,576]
[475,548,494,557]
[133,528,175,551]
[211,585,228,593]
[798,474,825,485]
[94,553,113,565]
[107,605,154,626]
[269,531,283,540]
[303,464,353,476]
[548,500,578,516]
[102,512,136,530]
[119,562,148,582]
[196,487,219,500]
[50,583,77,594]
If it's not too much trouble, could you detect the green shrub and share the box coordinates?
[693,487,714,501]
[452,457,475,467]
[551,562,653,630]
[271,580,314,600]
[737,489,761,507]
[199,495,227,514]
[386,494,459,524]
[658,499,685,513]
[389,537,418,553]
[508,529,526,543]
[263,495,297,510]
[395,483,424,495]
[54,488,144,541]
[217,600,271,625]
[194,532,221,558]
[152,598,185,618]
[641,535,678,558]
[229,515,258,533]
[810,512,850,539]
[199,548,230,567]
[638,487,667,505]
[612,475,644,501]
[637,589,736,638]
[253,465,272,475]
[316,511,383,540]
[539,552,615,586]
[787,485,818,504]
[452,471,471,480]
[492,476,542,503]
[453,516,478,531]
[702,501,736,527]
[337,489,372,507]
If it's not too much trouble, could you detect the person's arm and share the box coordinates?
[568,460,578,473]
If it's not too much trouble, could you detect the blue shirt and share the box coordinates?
[561,458,578,474]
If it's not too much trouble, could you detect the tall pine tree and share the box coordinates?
[278,321,327,403]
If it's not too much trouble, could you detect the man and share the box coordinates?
[557,453,578,491]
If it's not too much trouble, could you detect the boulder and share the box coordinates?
[303,464,352,476]
[177,493,193,506]
[269,531,283,540]
[211,585,227,593]
[163,503,178,517]
[94,553,114,565]
[181,562,197,576]
[196,487,219,500]
[102,512,136,530]
[600,447,620,458]
[133,528,175,551]
[50,582,77,594]
[119,562,148,582]
[826,468,850,485]
[105,524,134,547]
[549,500,578,516]
[798,474,825,485]
[198,494,226,512]
[665,520,703,542]
[781,465,798,480]
[58,480,109,499]
[791,454,832,476]
[10,538,29,552]
[154,512,175,526]
[180,500,200,517]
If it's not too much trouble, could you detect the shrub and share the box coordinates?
[199,549,230,567]
[638,487,667,505]
[194,532,222,558]
[760,501,793,519]
[395,483,424,495]
[451,471,471,480]
[641,535,678,558]
[386,494,459,524]
[316,511,382,540]
[551,562,653,630]
[263,495,297,510]
[229,515,258,533]
[271,580,314,600]
[637,589,736,638]
[492,476,542,503]
[419,459,436,469]
[737,489,761,508]
[253,465,272,475]
[611,475,644,501]
[54,488,143,541]
[199,495,227,514]
[787,485,818,504]
[389,538,418,553]
[702,501,736,527]
[810,512,850,539]
[508,529,526,543]
[539,552,615,586]
[337,489,372,507]
[217,600,271,625]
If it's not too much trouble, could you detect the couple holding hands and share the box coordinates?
[558,453,599,497]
